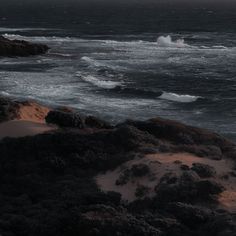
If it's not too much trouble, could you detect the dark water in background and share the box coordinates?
[0,2,236,140]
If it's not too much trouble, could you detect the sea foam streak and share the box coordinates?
[0,27,51,32]
[3,34,77,43]
[160,92,200,103]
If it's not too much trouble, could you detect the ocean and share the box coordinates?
[0,2,236,140]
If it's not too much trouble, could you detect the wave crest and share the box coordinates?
[0,91,10,97]
[157,35,190,48]
[76,72,122,89]
[160,92,200,103]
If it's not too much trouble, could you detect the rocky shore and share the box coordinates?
[0,36,49,57]
[0,96,236,236]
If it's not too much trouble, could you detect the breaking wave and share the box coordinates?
[110,87,200,103]
[0,91,10,97]
[157,35,191,48]
[81,56,105,68]
[77,73,122,89]
[160,92,200,103]
[81,56,125,71]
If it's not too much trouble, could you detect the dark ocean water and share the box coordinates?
[0,3,236,140]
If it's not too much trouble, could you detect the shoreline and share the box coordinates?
[0,34,236,234]
[0,91,236,235]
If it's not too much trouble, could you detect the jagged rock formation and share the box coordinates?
[0,36,49,57]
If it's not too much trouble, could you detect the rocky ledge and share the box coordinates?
[0,36,49,57]
[0,96,236,236]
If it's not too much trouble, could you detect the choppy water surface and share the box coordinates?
[0,6,236,140]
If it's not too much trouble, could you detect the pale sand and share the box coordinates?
[96,153,236,211]
[0,120,57,139]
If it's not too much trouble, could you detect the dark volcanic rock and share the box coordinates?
[191,163,217,178]
[0,36,49,57]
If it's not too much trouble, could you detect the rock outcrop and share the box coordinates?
[0,36,49,57]
[0,96,50,123]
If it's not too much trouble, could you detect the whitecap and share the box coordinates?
[76,73,121,89]
[157,35,191,48]
[159,92,200,103]
[81,56,103,67]
[0,91,10,96]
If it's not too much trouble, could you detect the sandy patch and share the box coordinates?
[96,152,236,211]
[0,120,56,139]
[17,101,50,123]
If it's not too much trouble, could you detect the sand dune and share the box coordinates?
[96,152,236,212]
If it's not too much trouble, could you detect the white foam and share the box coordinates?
[0,27,50,32]
[48,52,72,57]
[157,35,190,48]
[81,56,104,68]
[2,34,77,43]
[77,73,121,89]
[160,92,200,103]
[0,91,10,96]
